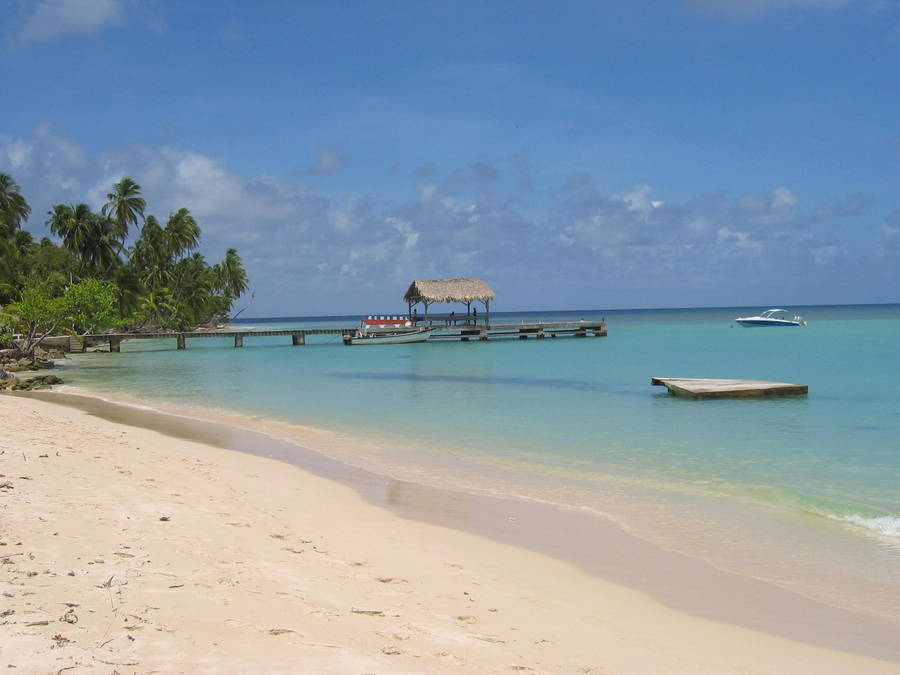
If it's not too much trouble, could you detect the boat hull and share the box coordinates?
[342,329,432,345]
[735,319,802,327]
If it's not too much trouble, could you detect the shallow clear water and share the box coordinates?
[58,304,900,620]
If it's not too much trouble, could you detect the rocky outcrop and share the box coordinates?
[0,372,63,391]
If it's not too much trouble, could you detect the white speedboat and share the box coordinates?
[342,315,432,345]
[734,309,807,327]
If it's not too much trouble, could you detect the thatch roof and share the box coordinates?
[403,278,495,304]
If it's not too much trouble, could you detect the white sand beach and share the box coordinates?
[1,392,897,674]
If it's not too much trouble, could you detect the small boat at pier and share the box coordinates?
[342,316,432,345]
[734,309,807,327]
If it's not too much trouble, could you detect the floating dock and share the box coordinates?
[73,320,606,352]
[651,377,808,399]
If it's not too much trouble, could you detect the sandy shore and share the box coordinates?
[1,393,898,673]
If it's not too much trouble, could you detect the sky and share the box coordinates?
[1,0,899,316]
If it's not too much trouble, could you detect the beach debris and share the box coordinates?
[382,645,403,656]
[167,584,184,589]
[351,607,385,617]
[510,666,535,672]
[281,547,304,554]
[454,615,478,625]
[488,607,498,612]
[0,481,14,490]
[267,628,296,636]
[52,633,71,648]
[59,608,78,624]
[269,533,287,540]
[94,657,139,666]
[97,575,115,589]
[0,609,14,617]
[474,634,506,644]
[26,620,50,626]
[158,516,170,521]
[376,577,408,584]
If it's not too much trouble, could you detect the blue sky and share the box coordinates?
[2,0,899,315]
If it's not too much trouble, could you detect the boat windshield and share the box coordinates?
[761,309,788,318]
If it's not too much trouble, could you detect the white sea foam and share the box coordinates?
[828,513,900,538]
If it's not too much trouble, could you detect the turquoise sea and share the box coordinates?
[57,304,900,623]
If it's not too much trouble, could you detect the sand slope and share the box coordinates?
[1,393,896,674]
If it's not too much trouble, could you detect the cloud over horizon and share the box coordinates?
[2,126,894,314]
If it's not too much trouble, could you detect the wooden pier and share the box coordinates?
[73,320,606,352]
[651,377,808,399]
[427,320,606,341]
[76,328,353,352]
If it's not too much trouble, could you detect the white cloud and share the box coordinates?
[13,0,130,45]
[2,126,892,313]
[310,145,348,176]
[613,184,656,215]
[772,186,798,209]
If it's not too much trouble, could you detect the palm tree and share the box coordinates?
[102,177,145,254]
[131,215,169,288]
[215,248,249,299]
[46,204,120,277]
[139,287,176,328]
[83,213,121,278]
[0,173,31,238]
[164,208,200,259]
[47,203,93,255]
[112,263,143,319]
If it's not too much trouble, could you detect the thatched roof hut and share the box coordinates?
[403,278,495,322]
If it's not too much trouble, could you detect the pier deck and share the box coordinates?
[651,377,808,399]
[74,320,606,352]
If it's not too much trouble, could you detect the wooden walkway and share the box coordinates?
[76,328,352,352]
[75,320,606,352]
[651,377,808,399]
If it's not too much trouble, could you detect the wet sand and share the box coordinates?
[1,391,898,672]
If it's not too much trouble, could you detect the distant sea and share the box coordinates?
[57,304,900,623]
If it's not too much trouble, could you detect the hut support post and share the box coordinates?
[234,335,243,348]
[177,334,186,350]
[109,337,121,353]
[291,334,305,346]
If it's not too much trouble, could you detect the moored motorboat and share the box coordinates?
[734,309,807,327]
[342,315,432,345]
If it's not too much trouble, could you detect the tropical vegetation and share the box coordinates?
[0,173,249,357]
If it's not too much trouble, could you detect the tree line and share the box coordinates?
[1,172,249,356]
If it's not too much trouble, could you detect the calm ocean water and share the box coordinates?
[57,304,900,621]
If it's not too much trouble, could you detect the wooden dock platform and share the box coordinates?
[77,328,353,352]
[74,320,606,352]
[651,377,808,399]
